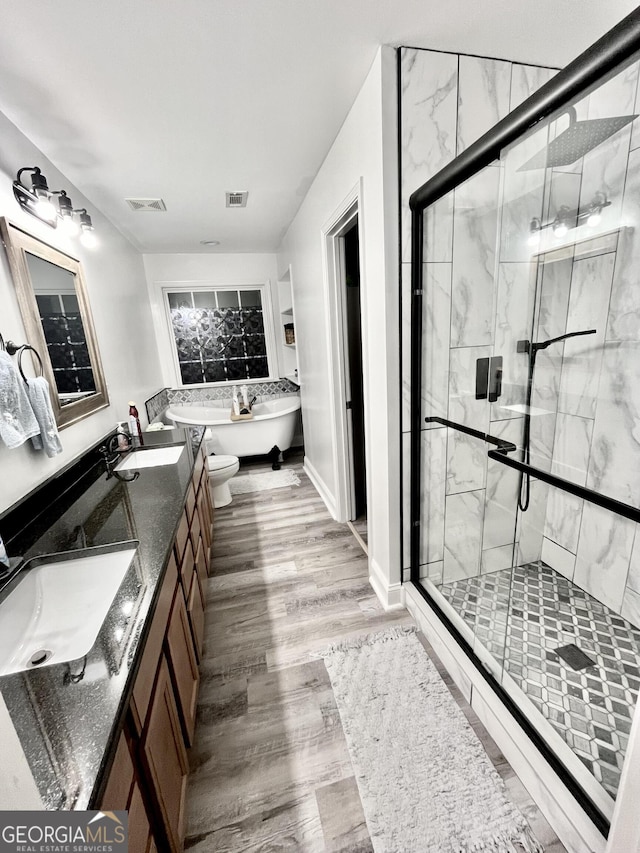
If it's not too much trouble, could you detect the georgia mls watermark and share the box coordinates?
[0,812,128,853]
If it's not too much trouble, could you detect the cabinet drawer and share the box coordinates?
[140,657,188,853]
[131,554,178,733]
[165,583,199,746]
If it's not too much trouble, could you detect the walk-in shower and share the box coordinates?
[405,7,640,843]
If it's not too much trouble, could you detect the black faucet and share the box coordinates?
[99,433,139,481]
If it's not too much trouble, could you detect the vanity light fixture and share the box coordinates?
[527,192,611,245]
[12,166,98,247]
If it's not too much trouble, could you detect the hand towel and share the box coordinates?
[0,351,40,449]
[26,376,63,457]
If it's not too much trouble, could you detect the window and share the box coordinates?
[165,286,273,385]
[35,289,96,397]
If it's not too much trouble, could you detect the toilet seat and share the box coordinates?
[207,454,239,473]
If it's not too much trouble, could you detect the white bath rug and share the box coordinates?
[229,468,301,495]
[318,626,544,853]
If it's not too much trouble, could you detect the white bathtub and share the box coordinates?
[166,395,301,457]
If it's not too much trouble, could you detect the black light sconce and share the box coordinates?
[528,191,611,246]
[12,167,98,248]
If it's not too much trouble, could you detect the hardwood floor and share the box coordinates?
[184,453,566,852]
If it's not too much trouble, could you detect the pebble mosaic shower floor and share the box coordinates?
[439,562,640,800]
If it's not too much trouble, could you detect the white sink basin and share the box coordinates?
[0,546,137,676]
[115,445,184,471]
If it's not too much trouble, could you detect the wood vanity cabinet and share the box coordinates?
[100,442,214,853]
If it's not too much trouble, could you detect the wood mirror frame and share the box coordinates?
[1,218,109,429]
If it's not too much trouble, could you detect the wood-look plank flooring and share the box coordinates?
[185,453,566,852]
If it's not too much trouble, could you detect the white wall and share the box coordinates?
[143,252,279,388]
[0,110,162,515]
[277,47,401,598]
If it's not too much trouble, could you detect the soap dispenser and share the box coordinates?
[128,402,143,445]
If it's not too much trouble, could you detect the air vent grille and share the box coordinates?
[125,198,167,212]
[226,191,248,208]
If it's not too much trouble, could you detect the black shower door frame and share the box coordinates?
[407,7,640,837]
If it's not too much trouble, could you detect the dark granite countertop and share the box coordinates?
[0,427,203,810]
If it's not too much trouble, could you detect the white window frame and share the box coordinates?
[162,281,279,388]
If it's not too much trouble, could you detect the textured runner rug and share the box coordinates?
[319,626,544,853]
[229,468,300,495]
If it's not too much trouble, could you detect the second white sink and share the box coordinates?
[115,445,185,471]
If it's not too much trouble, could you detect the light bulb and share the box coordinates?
[586,209,602,227]
[35,197,57,221]
[554,221,568,238]
[80,229,98,248]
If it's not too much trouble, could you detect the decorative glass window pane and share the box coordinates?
[217,290,239,308]
[168,292,193,310]
[167,287,270,385]
[193,291,218,309]
[240,289,261,307]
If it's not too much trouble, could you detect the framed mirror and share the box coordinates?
[1,218,109,429]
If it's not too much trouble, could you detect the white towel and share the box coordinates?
[0,351,40,449]
[27,376,63,457]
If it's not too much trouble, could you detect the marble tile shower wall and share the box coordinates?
[534,61,640,629]
[400,47,556,581]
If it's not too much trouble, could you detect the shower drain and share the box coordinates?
[555,643,596,671]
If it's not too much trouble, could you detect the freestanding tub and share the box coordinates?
[166,395,301,458]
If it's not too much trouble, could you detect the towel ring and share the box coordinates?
[17,345,44,382]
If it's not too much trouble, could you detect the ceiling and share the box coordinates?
[0,0,637,254]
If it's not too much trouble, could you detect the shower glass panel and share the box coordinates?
[414,48,640,823]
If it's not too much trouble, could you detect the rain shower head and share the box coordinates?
[517,106,637,171]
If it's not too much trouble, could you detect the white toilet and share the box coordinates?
[206,454,240,507]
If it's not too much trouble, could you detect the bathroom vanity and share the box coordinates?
[0,427,213,853]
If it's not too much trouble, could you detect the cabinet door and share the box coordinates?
[128,779,152,853]
[165,583,199,746]
[131,555,178,734]
[195,537,208,595]
[100,731,134,809]
[187,567,205,661]
[140,657,188,853]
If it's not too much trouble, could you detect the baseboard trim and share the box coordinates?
[303,457,338,520]
[369,558,405,611]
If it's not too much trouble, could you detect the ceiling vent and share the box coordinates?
[226,191,248,208]
[125,198,167,212]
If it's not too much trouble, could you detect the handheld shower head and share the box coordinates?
[518,107,637,171]
[517,328,597,356]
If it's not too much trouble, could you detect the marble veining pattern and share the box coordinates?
[400,48,458,263]
[451,167,501,347]
[443,489,484,582]
[557,253,615,420]
[456,55,511,156]
[574,503,636,614]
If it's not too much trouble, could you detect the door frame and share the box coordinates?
[321,182,364,522]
